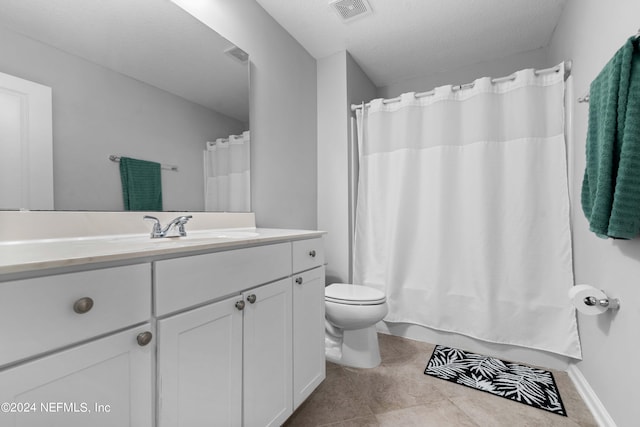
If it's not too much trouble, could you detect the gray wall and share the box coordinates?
[317,51,377,285]
[317,51,350,284]
[379,47,552,98]
[548,0,640,425]
[174,0,318,229]
[0,26,244,211]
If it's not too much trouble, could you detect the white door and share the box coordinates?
[292,266,326,409]
[157,295,243,427]
[0,324,154,427]
[243,278,293,427]
[0,71,53,209]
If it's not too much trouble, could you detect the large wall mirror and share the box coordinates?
[0,0,250,212]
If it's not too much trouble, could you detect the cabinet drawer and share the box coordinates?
[155,243,292,316]
[0,264,151,367]
[292,238,325,273]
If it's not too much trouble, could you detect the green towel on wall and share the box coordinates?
[581,37,640,239]
[119,157,163,211]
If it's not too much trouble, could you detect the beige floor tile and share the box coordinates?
[343,356,449,414]
[551,371,598,427]
[326,361,344,372]
[321,416,380,427]
[285,365,374,427]
[449,389,581,427]
[375,400,479,427]
[286,334,597,427]
[378,332,436,365]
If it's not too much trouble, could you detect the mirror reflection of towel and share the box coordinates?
[119,157,162,211]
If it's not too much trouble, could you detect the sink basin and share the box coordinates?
[103,237,187,251]
[204,231,259,239]
[105,229,260,246]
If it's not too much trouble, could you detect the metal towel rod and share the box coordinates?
[577,28,640,104]
[109,155,178,172]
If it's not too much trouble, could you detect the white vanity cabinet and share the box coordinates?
[155,238,325,427]
[157,278,293,427]
[156,294,243,427]
[0,323,154,427]
[291,239,326,410]
[0,228,326,427]
[292,267,326,409]
[0,264,154,427]
[242,277,293,427]
[155,243,294,427]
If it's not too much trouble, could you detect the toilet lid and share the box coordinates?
[325,283,386,305]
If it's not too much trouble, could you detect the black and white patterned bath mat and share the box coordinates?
[424,345,566,416]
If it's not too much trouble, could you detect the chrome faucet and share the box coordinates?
[143,215,193,238]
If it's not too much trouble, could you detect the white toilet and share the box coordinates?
[324,283,388,368]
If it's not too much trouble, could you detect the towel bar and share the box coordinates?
[577,28,640,104]
[109,155,178,172]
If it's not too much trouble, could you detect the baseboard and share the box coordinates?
[567,364,616,427]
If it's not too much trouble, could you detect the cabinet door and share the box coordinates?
[157,295,243,427]
[0,324,153,427]
[243,278,292,427]
[292,266,326,409]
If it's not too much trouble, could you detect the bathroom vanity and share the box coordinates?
[0,212,326,427]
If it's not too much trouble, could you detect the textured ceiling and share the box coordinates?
[0,0,249,122]
[255,0,567,87]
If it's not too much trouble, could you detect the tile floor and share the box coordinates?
[285,333,597,427]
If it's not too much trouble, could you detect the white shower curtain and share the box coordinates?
[204,130,250,212]
[354,64,581,359]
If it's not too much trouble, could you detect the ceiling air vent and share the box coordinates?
[224,45,249,64]
[329,0,373,23]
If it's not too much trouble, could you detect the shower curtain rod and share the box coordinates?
[109,155,178,172]
[215,134,245,143]
[350,60,573,111]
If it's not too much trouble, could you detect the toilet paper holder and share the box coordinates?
[583,294,620,311]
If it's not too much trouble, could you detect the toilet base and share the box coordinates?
[325,325,381,369]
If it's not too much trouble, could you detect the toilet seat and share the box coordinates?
[325,283,386,305]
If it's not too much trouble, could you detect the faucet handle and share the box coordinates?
[143,215,163,238]
[174,215,192,236]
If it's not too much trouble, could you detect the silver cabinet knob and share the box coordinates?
[308,250,316,258]
[247,294,257,304]
[235,300,245,311]
[136,331,153,346]
[73,297,94,314]
[295,277,303,285]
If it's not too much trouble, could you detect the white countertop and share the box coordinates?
[0,228,325,276]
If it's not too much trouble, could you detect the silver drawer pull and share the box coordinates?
[136,331,153,346]
[247,294,257,304]
[308,250,316,258]
[235,300,245,311]
[73,297,94,314]
[295,277,303,285]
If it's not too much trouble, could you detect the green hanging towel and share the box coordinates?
[119,156,163,211]
[581,36,640,239]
